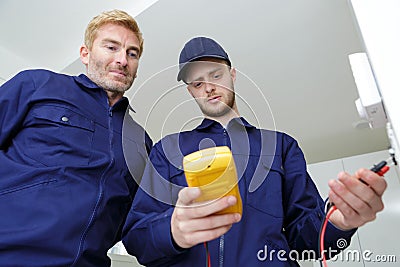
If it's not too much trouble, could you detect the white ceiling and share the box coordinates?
[0,0,389,163]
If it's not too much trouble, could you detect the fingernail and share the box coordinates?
[235,213,241,221]
[227,196,237,205]
[190,187,201,197]
[337,171,347,180]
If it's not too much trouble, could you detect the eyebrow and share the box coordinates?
[189,66,223,83]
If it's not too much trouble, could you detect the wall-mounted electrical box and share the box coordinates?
[349,52,387,129]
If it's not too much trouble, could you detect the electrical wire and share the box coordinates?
[319,204,337,267]
[203,242,211,267]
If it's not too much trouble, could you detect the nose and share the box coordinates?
[115,50,128,67]
[204,82,216,93]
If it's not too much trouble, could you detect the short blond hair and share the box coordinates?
[84,9,143,57]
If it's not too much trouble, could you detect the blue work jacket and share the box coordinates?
[0,70,152,266]
[123,117,356,266]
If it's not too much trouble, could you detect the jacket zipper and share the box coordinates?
[219,234,225,267]
[219,129,227,267]
[223,129,228,146]
[71,105,114,266]
[108,106,115,159]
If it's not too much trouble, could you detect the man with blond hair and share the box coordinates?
[0,10,151,266]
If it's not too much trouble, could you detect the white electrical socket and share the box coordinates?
[349,52,387,128]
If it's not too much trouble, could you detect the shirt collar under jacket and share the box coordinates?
[73,73,135,112]
[196,117,256,131]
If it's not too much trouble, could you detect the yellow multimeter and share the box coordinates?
[183,146,242,215]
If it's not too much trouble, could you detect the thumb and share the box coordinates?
[176,187,201,207]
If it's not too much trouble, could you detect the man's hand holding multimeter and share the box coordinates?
[170,146,242,249]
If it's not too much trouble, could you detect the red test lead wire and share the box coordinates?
[320,205,337,267]
[203,242,211,267]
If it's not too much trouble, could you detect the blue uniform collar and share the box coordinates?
[73,74,135,112]
[196,117,255,130]
[74,74,101,89]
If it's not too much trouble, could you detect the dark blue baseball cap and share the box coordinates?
[177,36,231,82]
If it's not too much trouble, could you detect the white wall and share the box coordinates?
[0,46,33,82]
[349,0,400,166]
[109,253,142,267]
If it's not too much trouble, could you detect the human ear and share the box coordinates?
[230,67,237,82]
[79,45,89,66]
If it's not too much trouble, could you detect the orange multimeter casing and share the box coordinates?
[183,146,242,215]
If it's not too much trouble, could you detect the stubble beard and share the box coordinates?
[197,90,236,118]
[87,60,134,93]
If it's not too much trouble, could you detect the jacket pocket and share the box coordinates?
[22,104,95,166]
[246,155,284,218]
[0,178,58,197]
[0,172,95,262]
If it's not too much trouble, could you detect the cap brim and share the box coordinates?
[177,55,231,82]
